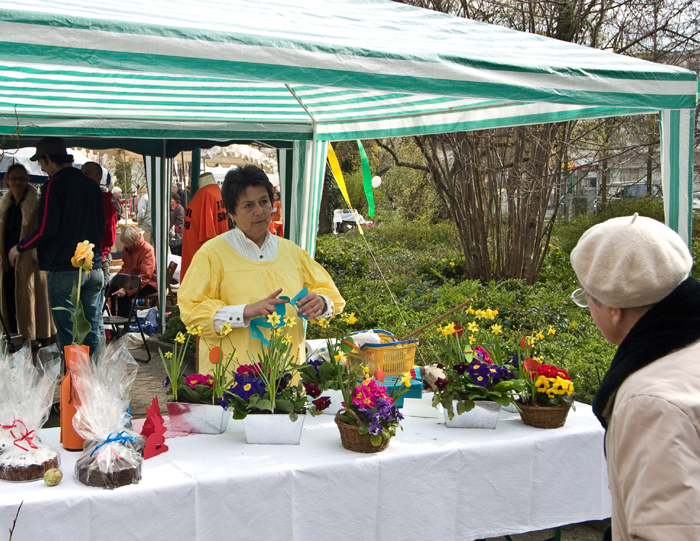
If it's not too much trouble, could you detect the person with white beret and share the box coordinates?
[570,213,700,541]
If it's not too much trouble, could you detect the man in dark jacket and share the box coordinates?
[8,137,105,355]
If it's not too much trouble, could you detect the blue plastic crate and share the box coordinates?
[384,371,422,408]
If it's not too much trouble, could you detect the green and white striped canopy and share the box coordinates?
[0,0,696,316]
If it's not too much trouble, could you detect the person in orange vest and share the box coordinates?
[180,172,229,280]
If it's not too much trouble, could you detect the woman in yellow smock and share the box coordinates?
[178,165,345,374]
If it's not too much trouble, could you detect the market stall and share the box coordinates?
[0,404,610,541]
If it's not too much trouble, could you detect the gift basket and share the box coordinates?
[346,329,418,377]
[0,343,62,482]
[72,339,145,489]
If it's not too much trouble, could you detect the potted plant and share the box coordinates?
[514,357,575,429]
[432,319,525,428]
[333,363,411,453]
[159,324,236,434]
[298,312,357,415]
[224,315,307,444]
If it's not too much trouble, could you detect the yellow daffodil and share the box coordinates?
[484,308,498,320]
[537,332,545,340]
[436,325,444,336]
[491,324,502,334]
[475,309,485,319]
[400,373,411,388]
[466,307,475,314]
[164,351,173,359]
[267,313,281,326]
[341,312,357,324]
[282,334,293,345]
[186,325,203,336]
[71,240,95,271]
[334,352,346,362]
[469,336,476,344]
[467,321,479,332]
[317,318,330,329]
[220,323,233,337]
[362,364,370,374]
[175,332,185,344]
[274,328,284,338]
[284,316,297,328]
[443,322,456,336]
[548,327,556,335]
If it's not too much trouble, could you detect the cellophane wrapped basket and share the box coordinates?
[0,343,61,482]
[72,340,145,489]
[346,330,417,377]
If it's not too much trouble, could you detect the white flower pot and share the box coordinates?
[444,400,501,429]
[166,402,231,434]
[242,414,306,444]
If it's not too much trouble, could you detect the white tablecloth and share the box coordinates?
[0,404,611,541]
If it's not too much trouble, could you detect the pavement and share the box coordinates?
[47,335,609,541]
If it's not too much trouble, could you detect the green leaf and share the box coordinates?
[358,425,369,435]
[255,398,273,412]
[370,435,382,446]
[289,411,298,423]
[275,399,293,414]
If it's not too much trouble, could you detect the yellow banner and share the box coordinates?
[327,143,363,234]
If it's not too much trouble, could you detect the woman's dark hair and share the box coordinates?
[5,163,28,178]
[171,192,180,204]
[221,165,274,215]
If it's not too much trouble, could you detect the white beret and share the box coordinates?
[570,214,692,308]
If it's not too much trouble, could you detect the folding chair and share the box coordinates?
[103,273,151,362]
[0,311,23,353]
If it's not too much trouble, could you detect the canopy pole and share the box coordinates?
[191,148,201,196]
[157,140,169,332]
[660,109,695,246]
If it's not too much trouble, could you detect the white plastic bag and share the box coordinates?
[72,339,144,489]
[0,343,61,482]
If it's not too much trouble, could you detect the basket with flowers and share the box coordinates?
[334,363,412,453]
[431,313,525,428]
[514,355,575,429]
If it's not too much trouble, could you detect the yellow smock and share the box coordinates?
[178,235,345,375]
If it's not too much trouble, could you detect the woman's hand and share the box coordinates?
[296,293,326,319]
[114,287,127,297]
[244,289,289,319]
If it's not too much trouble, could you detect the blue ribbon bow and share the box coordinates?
[90,430,138,457]
[249,287,309,345]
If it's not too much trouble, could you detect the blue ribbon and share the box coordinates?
[90,430,138,457]
[249,287,310,344]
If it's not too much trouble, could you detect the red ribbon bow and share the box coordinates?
[10,420,38,452]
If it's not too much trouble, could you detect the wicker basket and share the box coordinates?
[346,330,418,377]
[335,409,391,453]
[517,400,571,429]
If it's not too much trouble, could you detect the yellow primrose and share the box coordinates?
[220,322,233,337]
[175,332,185,344]
[491,324,502,334]
[284,316,297,328]
[164,351,173,359]
[267,313,281,326]
[467,321,479,332]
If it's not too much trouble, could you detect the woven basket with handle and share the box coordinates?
[335,408,391,453]
[517,400,571,429]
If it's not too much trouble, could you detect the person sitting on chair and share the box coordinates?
[110,225,157,317]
